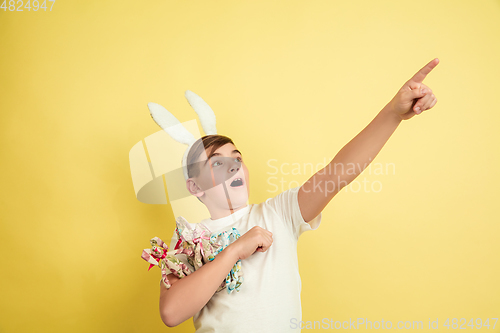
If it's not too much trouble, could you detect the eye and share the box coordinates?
[212,160,222,167]
[236,156,243,162]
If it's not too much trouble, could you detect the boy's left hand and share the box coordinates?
[388,58,439,120]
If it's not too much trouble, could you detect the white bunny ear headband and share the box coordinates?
[147,90,218,182]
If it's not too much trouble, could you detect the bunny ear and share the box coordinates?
[184,90,217,135]
[147,102,196,146]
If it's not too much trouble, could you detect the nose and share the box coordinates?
[229,159,241,174]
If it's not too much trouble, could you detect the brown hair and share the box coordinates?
[186,134,235,179]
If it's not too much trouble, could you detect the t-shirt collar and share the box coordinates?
[201,204,251,231]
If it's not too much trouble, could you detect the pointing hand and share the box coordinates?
[388,58,439,120]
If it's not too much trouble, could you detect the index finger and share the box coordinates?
[409,58,439,84]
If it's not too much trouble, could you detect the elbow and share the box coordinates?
[163,318,179,328]
[160,287,181,327]
[161,307,180,328]
[159,277,191,327]
[160,296,180,327]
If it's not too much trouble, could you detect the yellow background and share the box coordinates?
[1,0,499,332]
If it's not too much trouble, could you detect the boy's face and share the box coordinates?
[187,143,250,211]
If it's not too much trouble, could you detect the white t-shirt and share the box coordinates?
[168,185,322,332]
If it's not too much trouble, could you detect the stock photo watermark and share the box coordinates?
[267,157,396,195]
[290,317,498,330]
[1,0,56,11]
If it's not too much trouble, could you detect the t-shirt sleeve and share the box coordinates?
[265,185,322,241]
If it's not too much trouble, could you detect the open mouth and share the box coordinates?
[229,177,244,187]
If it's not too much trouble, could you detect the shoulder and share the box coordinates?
[262,186,299,210]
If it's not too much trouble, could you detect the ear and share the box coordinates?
[186,178,205,198]
[147,102,196,145]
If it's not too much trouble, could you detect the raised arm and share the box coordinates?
[298,58,440,222]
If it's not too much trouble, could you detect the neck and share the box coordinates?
[208,203,248,220]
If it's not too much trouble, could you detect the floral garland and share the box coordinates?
[141,216,243,294]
